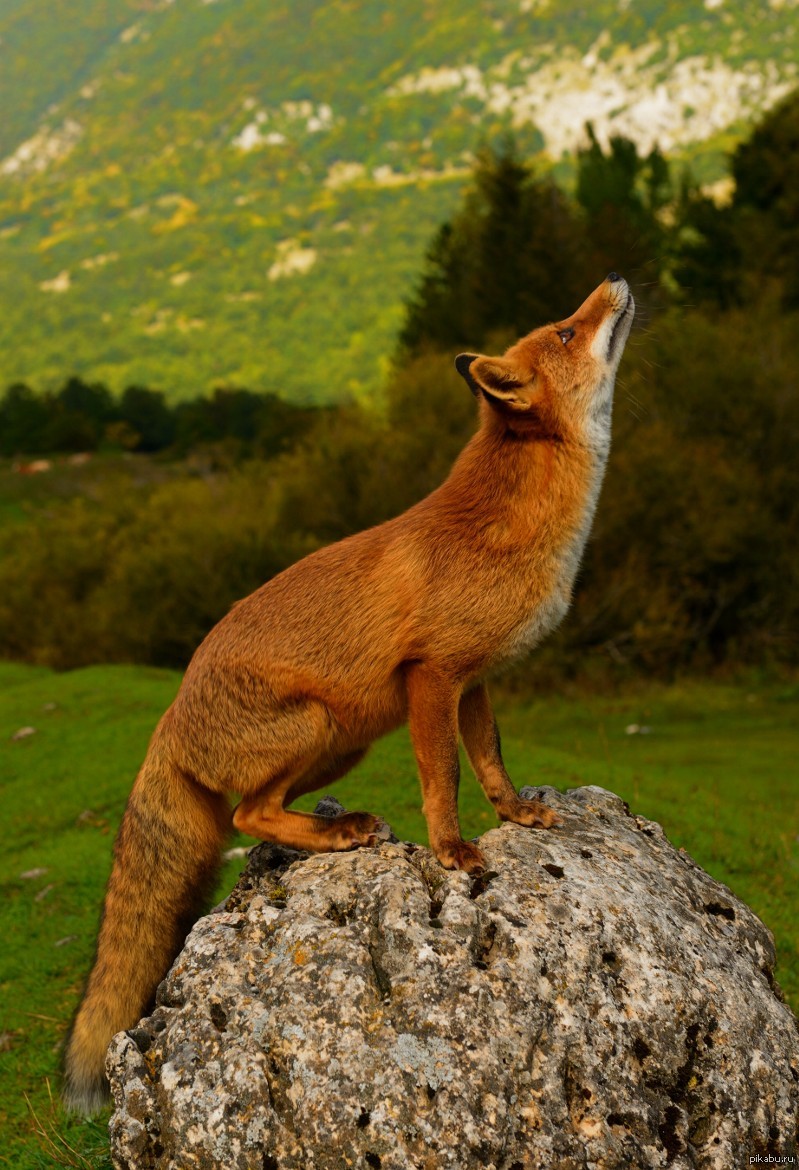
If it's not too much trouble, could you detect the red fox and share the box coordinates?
[63,274,634,1114]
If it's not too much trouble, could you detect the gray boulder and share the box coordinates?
[107,786,799,1169]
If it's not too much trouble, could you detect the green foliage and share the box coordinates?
[733,88,799,223]
[47,377,113,453]
[0,1,797,401]
[732,88,799,307]
[117,385,176,452]
[671,180,742,310]
[399,130,680,361]
[0,383,51,455]
[172,388,313,460]
[575,126,671,287]
[673,89,799,308]
[0,467,287,669]
[1,116,799,679]
[564,303,799,675]
[0,377,115,456]
[390,121,799,680]
[400,141,593,353]
[1,295,797,679]
[0,379,313,458]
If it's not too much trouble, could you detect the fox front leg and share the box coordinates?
[458,683,561,830]
[405,664,486,873]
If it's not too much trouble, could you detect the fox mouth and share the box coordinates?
[606,291,635,362]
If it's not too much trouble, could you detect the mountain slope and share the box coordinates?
[0,0,796,402]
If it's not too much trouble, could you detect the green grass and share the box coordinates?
[1,662,797,1167]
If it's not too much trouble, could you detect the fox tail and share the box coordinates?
[62,735,229,1115]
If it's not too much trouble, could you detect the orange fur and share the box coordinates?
[63,276,634,1113]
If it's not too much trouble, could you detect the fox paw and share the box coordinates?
[501,798,561,829]
[333,811,385,850]
[436,839,486,874]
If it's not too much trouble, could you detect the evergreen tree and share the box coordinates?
[671,86,799,308]
[731,88,799,306]
[0,382,51,456]
[119,385,177,452]
[399,132,673,356]
[671,176,742,309]
[575,125,668,291]
[48,377,113,451]
[399,139,588,354]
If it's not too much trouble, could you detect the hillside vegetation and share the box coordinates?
[0,0,797,400]
[2,93,798,681]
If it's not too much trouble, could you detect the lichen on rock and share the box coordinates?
[107,786,799,1169]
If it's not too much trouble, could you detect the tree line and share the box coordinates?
[0,380,316,460]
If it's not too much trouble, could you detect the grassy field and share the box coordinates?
[1,662,797,1167]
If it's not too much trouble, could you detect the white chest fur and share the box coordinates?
[503,400,612,661]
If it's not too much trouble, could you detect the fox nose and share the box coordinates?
[607,271,622,283]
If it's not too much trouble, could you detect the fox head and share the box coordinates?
[455,274,634,444]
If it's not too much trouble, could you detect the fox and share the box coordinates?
[63,274,634,1115]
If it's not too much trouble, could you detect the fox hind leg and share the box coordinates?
[233,744,384,852]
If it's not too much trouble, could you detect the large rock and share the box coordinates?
[107,786,799,1170]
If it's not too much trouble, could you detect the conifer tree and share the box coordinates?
[399,139,587,354]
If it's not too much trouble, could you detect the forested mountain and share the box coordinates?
[0,0,796,402]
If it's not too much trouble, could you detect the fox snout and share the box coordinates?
[566,273,635,367]
[581,271,632,310]
[602,274,635,362]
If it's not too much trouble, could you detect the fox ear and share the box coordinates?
[454,353,483,397]
[455,353,530,408]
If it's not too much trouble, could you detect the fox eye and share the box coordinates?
[558,328,575,345]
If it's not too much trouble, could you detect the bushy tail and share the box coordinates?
[63,735,229,1115]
